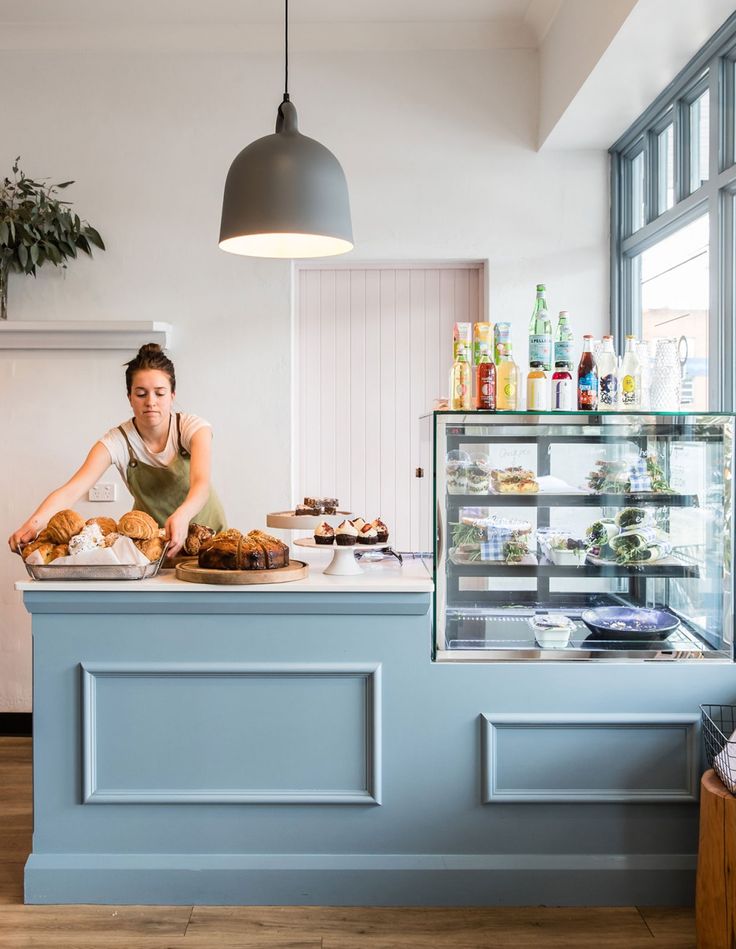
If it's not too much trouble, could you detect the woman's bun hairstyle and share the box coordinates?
[125,343,176,395]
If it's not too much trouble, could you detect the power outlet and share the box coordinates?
[88,482,117,502]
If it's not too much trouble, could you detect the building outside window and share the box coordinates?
[610,14,736,411]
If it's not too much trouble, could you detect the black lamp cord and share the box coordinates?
[283,0,289,101]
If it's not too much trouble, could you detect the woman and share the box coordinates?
[8,344,226,558]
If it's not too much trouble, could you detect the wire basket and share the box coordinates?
[701,704,736,793]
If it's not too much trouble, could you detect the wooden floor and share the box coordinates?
[0,737,695,948]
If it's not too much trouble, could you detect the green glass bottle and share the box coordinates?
[528,284,552,371]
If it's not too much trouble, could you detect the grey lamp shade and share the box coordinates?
[219,99,353,259]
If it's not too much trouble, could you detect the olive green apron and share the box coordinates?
[118,413,227,531]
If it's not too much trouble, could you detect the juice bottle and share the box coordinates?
[528,284,552,371]
[552,362,574,411]
[577,335,598,410]
[619,334,641,408]
[526,363,549,411]
[453,323,472,361]
[497,345,520,410]
[449,346,472,410]
[598,335,618,408]
[475,353,496,410]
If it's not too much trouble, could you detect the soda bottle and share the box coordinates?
[619,334,641,408]
[449,346,472,411]
[526,362,549,411]
[472,322,493,366]
[475,353,496,410]
[552,362,574,411]
[554,310,574,370]
[528,284,552,371]
[497,344,520,410]
[577,335,598,410]
[598,335,618,408]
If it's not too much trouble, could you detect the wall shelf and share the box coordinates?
[0,321,172,350]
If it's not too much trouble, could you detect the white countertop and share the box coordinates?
[15,556,434,594]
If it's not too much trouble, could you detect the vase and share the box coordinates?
[650,338,681,411]
[0,259,7,321]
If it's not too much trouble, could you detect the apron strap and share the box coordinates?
[176,412,190,458]
[118,425,138,468]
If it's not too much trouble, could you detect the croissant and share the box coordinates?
[134,537,165,562]
[26,542,56,564]
[86,516,117,537]
[49,544,69,562]
[22,538,51,560]
[118,510,158,541]
[47,510,86,544]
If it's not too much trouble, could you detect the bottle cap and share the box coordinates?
[583,334,593,339]
[536,284,545,291]
[559,310,569,317]
[529,361,543,369]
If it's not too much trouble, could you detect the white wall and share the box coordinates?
[0,45,609,711]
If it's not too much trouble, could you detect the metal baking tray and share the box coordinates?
[22,542,169,581]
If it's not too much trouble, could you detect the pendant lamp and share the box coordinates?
[219,0,353,259]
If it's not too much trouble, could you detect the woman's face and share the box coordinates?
[129,369,174,426]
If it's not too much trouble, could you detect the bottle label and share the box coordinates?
[554,340,572,365]
[600,372,618,405]
[621,374,637,404]
[529,335,551,366]
[527,378,548,411]
[553,378,574,410]
[578,372,598,408]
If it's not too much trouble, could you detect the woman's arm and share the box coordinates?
[164,427,213,556]
[8,442,112,552]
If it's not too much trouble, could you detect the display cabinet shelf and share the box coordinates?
[445,492,700,508]
[447,559,701,580]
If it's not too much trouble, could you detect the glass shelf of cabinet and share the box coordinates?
[423,411,734,662]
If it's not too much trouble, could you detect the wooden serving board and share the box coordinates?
[175,558,309,585]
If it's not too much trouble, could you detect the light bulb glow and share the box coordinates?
[219,232,353,259]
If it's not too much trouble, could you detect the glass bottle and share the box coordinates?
[528,284,552,371]
[449,346,472,411]
[577,335,598,410]
[497,344,520,410]
[619,334,641,409]
[552,362,574,411]
[598,334,618,408]
[475,352,496,410]
[554,310,574,370]
[526,362,549,411]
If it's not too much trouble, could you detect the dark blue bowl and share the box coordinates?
[581,607,680,640]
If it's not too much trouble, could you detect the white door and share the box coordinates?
[294,263,484,551]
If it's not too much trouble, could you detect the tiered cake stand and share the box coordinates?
[292,537,393,576]
[266,510,358,576]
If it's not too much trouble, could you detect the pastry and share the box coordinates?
[335,520,358,546]
[86,516,117,537]
[26,542,56,564]
[322,498,338,515]
[314,522,335,545]
[49,544,69,562]
[69,524,105,555]
[118,510,159,541]
[358,524,378,545]
[47,509,85,544]
[104,532,122,547]
[22,538,52,560]
[136,537,165,562]
[372,518,389,543]
[183,523,216,556]
[295,504,320,516]
[198,530,289,570]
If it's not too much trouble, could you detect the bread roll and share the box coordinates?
[26,542,56,564]
[183,523,216,556]
[118,510,158,541]
[47,510,85,544]
[135,537,165,562]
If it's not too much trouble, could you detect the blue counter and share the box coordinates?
[17,561,736,905]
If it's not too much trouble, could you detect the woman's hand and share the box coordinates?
[8,519,43,554]
[164,509,190,558]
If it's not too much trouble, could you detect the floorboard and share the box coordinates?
[0,737,695,948]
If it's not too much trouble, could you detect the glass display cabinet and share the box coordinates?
[427,411,734,661]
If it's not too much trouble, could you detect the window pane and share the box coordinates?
[630,151,645,232]
[657,124,674,212]
[638,214,709,409]
[690,90,709,191]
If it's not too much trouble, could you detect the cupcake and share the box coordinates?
[351,517,367,533]
[372,518,389,544]
[314,522,335,546]
[336,520,359,546]
[358,524,378,545]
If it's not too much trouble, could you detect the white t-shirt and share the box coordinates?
[99,413,211,488]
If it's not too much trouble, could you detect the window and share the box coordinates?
[611,13,736,410]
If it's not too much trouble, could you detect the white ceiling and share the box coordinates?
[0,0,561,44]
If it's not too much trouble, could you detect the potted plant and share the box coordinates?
[0,157,105,320]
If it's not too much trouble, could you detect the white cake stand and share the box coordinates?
[293,538,391,576]
[266,511,353,530]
